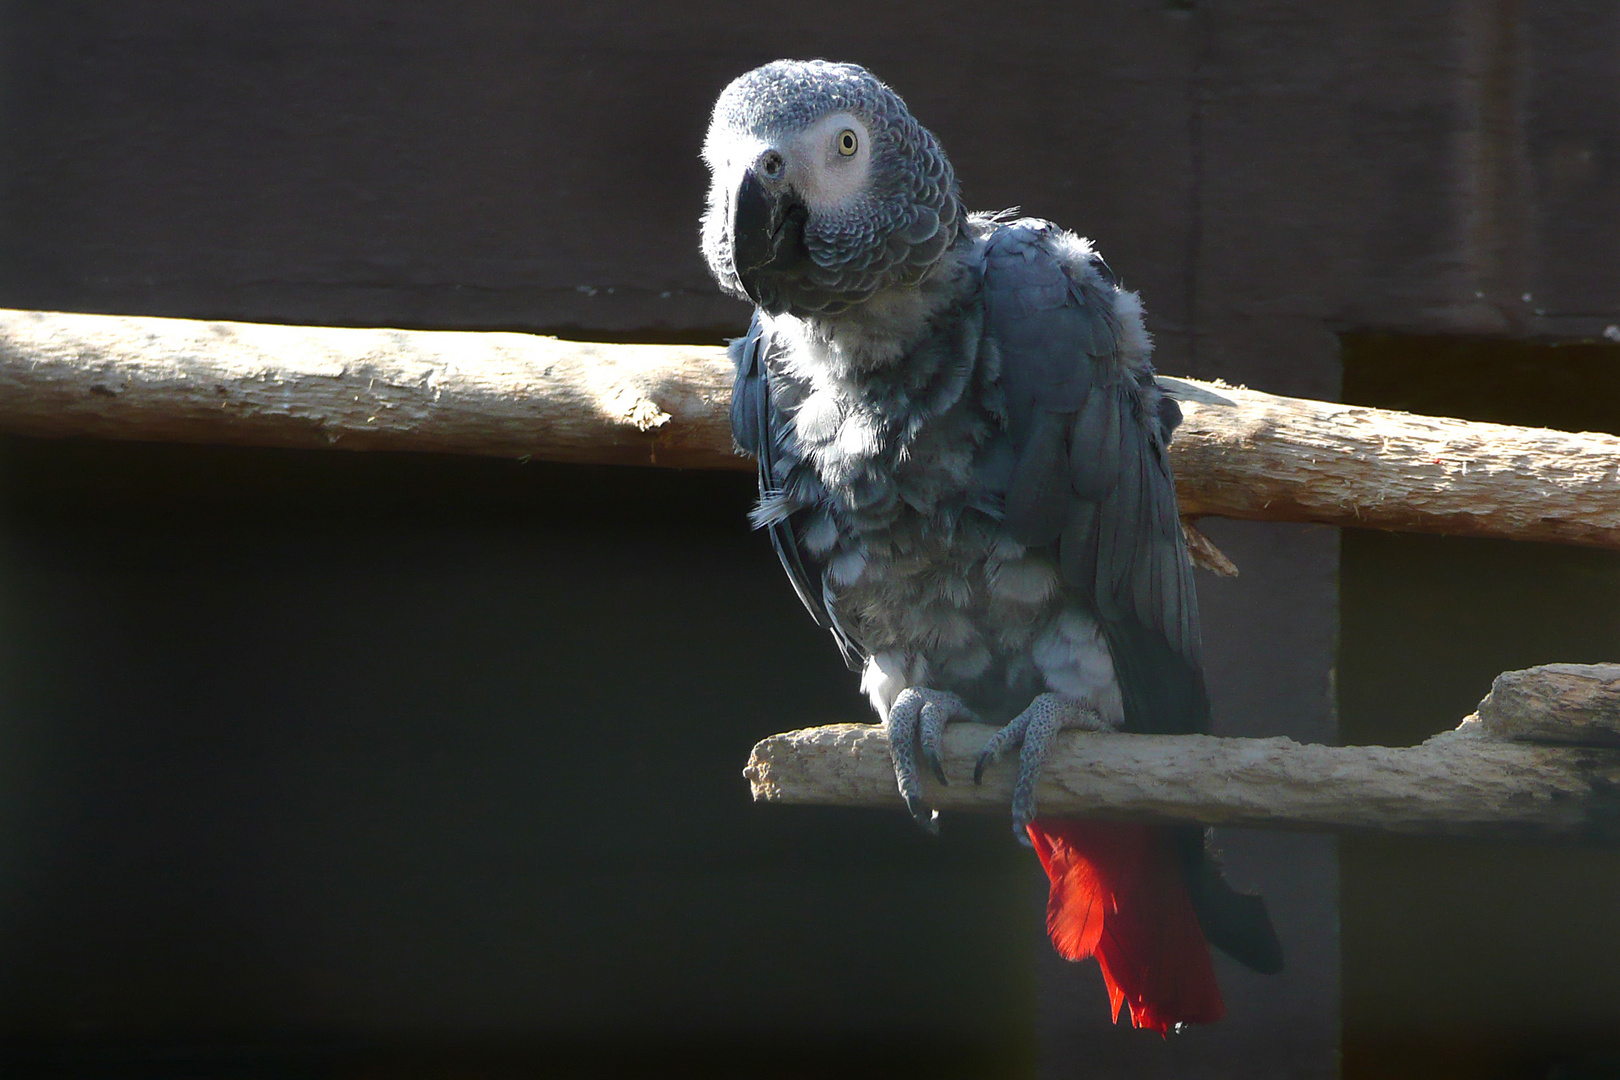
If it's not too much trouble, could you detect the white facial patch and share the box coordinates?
[785,112,872,214]
[702,137,746,197]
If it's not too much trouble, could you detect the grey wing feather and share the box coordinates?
[983,223,1283,974]
[728,316,863,669]
[980,223,1206,736]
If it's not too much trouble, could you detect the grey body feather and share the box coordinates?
[730,216,1188,732]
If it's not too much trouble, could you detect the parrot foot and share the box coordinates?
[972,693,1109,846]
[885,687,976,833]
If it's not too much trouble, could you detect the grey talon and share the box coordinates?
[904,793,939,834]
[885,687,973,829]
[971,713,1026,786]
[974,694,1107,835]
[918,698,959,787]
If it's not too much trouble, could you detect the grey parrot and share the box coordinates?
[700,59,1281,1032]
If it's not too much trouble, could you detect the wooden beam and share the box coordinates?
[743,665,1620,842]
[0,308,739,470]
[2,308,1618,550]
[1161,378,1620,551]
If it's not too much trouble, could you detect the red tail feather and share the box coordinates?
[1027,820,1224,1035]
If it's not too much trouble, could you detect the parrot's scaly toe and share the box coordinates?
[918,692,971,786]
[975,693,1109,843]
[973,710,1031,785]
[886,687,974,832]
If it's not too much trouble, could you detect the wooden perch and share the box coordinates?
[0,308,740,470]
[744,664,1620,842]
[1,308,1617,550]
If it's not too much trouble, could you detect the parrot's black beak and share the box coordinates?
[731,168,807,310]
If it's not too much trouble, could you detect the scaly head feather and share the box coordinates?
[700,60,962,317]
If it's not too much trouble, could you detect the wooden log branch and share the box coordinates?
[0,308,739,470]
[1,308,1618,550]
[1161,378,1620,551]
[743,664,1620,842]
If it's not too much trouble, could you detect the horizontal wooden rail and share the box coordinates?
[744,665,1620,842]
[1,308,1617,550]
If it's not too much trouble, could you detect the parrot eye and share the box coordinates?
[760,150,785,179]
[837,129,859,156]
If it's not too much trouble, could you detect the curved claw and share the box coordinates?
[885,687,974,833]
[1009,710,1059,840]
[919,696,970,786]
[886,691,928,828]
[905,795,941,835]
[973,712,1031,785]
[973,694,1106,844]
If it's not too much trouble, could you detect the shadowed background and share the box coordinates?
[0,2,1616,1078]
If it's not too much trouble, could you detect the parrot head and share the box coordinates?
[700,60,963,317]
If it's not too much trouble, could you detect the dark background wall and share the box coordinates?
[0,2,1615,1078]
[1339,338,1620,1080]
